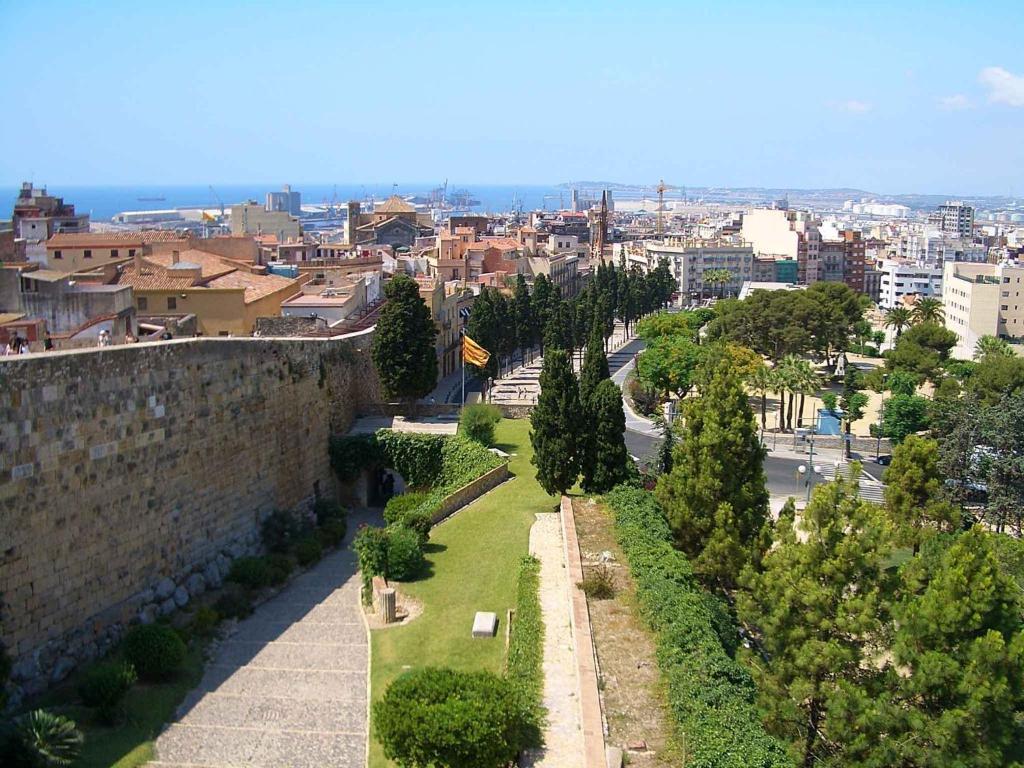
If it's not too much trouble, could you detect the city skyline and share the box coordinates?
[1,1,1023,195]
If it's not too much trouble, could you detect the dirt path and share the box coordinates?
[525,512,585,767]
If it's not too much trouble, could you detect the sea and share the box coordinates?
[0,183,572,223]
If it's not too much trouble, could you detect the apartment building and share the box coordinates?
[230,202,301,241]
[943,260,1024,360]
[740,208,821,284]
[938,201,975,238]
[643,238,753,299]
[877,259,943,309]
[819,230,866,293]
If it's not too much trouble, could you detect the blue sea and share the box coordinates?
[1,183,570,222]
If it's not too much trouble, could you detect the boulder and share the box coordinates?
[185,572,206,597]
[50,656,75,684]
[155,577,176,601]
[173,585,190,608]
[138,604,158,625]
[204,561,223,589]
[158,598,177,617]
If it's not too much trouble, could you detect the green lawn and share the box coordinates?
[368,418,557,767]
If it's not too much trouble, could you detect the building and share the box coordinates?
[12,183,89,245]
[417,277,476,379]
[230,202,301,241]
[347,197,434,249]
[943,260,1024,359]
[642,238,753,300]
[819,230,866,293]
[740,208,821,284]
[266,185,302,216]
[938,201,975,238]
[876,259,944,309]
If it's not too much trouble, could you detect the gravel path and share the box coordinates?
[150,520,371,768]
[526,512,585,767]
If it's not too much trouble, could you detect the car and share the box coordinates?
[874,454,893,465]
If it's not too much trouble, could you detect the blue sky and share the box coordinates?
[1,0,1022,195]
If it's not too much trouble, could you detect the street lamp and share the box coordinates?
[797,464,806,498]
[810,464,822,502]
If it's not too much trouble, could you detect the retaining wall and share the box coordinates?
[430,462,510,525]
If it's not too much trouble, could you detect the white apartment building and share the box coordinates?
[938,201,975,238]
[642,238,753,299]
[894,231,986,264]
[877,259,943,309]
[944,260,1024,360]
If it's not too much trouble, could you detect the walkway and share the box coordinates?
[150,515,372,768]
[525,512,585,767]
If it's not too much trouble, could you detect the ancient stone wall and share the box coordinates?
[0,331,379,692]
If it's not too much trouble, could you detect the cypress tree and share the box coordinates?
[371,273,438,401]
[530,349,581,495]
[579,318,610,408]
[513,273,533,363]
[465,288,499,379]
[581,379,630,493]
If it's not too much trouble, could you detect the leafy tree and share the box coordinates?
[883,305,912,339]
[373,667,536,768]
[806,281,864,363]
[371,274,438,401]
[980,392,1024,536]
[636,311,699,342]
[655,358,768,585]
[885,322,958,382]
[579,318,610,408]
[973,333,1014,361]
[966,353,1024,406]
[636,335,700,399]
[910,296,945,325]
[886,368,920,396]
[739,475,893,767]
[883,435,958,547]
[581,379,631,493]
[529,349,581,495]
[881,393,930,443]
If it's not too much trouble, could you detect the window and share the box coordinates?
[128,249,136,258]
[218,331,230,337]
[111,249,118,258]
[167,297,177,310]
[138,297,148,311]
[84,250,92,259]
[54,250,62,259]
[1001,305,1008,311]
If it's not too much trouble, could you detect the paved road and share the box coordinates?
[152,514,373,768]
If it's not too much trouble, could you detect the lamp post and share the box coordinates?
[797,464,806,499]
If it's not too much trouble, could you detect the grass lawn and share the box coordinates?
[368,418,557,767]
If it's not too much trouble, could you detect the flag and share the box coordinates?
[462,334,491,367]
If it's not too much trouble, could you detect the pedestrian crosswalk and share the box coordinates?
[817,463,886,503]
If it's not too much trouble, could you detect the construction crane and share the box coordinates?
[656,179,667,236]
[208,185,225,218]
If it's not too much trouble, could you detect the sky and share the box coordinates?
[1,0,1023,196]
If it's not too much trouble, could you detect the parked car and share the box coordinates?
[874,454,892,466]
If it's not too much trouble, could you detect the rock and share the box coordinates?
[50,656,75,683]
[137,588,155,606]
[606,746,624,768]
[23,677,47,698]
[227,542,245,559]
[138,604,158,625]
[155,577,176,600]
[11,657,40,682]
[185,573,206,597]
[626,740,648,752]
[204,561,223,588]
[173,586,190,608]
[158,598,176,616]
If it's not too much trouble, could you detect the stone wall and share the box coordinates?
[430,462,510,525]
[0,331,379,692]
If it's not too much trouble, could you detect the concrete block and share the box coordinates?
[472,611,497,638]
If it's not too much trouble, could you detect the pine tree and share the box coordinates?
[530,349,581,495]
[579,318,610,408]
[581,379,630,493]
[371,273,438,401]
[657,417,674,475]
[654,357,769,583]
[883,435,958,548]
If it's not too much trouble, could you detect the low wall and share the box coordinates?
[362,402,534,420]
[430,462,509,525]
[0,332,379,695]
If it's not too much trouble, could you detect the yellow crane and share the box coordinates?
[656,179,667,236]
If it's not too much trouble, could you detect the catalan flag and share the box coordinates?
[462,334,491,368]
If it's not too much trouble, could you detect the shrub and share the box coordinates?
[265,553,295,585]
[318,517,348,548]
[293,536,323,567]
[214,585,253,620]
[227,557,273,590]
[437,434,503,489]
[376,431,446,487]
[2,710,84,768]
[122,624,186,682]
[329,433,383,481]
[260,510,304,553]
[313,498,346,526]
[628,377,660,416]
[190,605,221,638]
[579,564,616,600]
[385,525,425,581]
[603,485,791,768]
[459,403,502,446]
[506,556,543,726]
[78,661,136,724]
[398,510,432,545]
[383,491,430,526]
[353,525,390,578]
[373,667,536,768]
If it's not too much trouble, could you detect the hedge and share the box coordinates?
[603,485,792,768]
[506,556,543,717]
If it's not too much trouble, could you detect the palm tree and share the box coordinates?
[749,363,774,432]
[974,334,1014,361]
[883,306,912,340]
[771,365,788,433]
[793,359,819,428]
[911,296,944,325]
[702,268,734,301]
[778,355,802,432]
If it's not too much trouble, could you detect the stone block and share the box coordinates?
[158,598,177,616]
[186,572,206,597]
[472,611,497,638]
[155,577,176,600]
[203,561,222,589]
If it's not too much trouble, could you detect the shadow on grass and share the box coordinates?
[423,541,448,555]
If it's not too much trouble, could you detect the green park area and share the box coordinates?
[367,417,557,767]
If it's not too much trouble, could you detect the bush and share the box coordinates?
[318,517,348,548]
[260,510,304,553]
[329,433,383,481]
[265,553,295,585]
[78,661,136,724]
[383,492,430,526]
[603,485,791,768]
[628,377,660,416]
[373,667,535,768]
[459,403,502,446]
[506,556,543,723]
[214,585,253,620]
[313,498,346,526]
[437,434,503,489]
[398,510,432,545]
[1,710,84,768]
[353,525,390,578]
[385,525,425,581]
[122,624,186,682]
[227,557,273,590]
[579,564,616,600]
[376,431,446,487]
[190,605,221,638]
[293,536,323,567]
